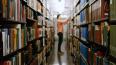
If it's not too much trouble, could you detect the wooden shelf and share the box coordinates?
[73,17,108,27]
[22,1,43,16]
[37,25,43,28]
[36,11,43,16]
[45,17,50,21]
[93,17,109,24]
[73,36,91,48]
[89,0,97,5]
[73,22,91,27]
[0,17,26,25]
[110,19,116,25]
[77,2,89,15]
[87,40,107,52]
[75,0,80,7]
[21,0,27,5]
[27,37,43,44]
[26,17,37,22]
[73,35,107,52]
[37,0,43,6]
[26,47,44,65]
[0,46,27,61]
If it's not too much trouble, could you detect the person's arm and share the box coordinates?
[58,19,69,24]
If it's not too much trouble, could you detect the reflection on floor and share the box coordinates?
[48,39,73,65]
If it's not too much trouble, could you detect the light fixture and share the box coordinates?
[58,0,61,2]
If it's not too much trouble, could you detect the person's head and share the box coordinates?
[57,14,61,20]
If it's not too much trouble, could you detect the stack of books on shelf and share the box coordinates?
[67,0,116,64]
[0,0,54,65]
[0,0,27,22]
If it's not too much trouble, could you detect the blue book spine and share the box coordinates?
[80,58,86,65]
[80,43,88,60]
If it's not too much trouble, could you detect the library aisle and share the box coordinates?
[1,0,116,65]
[49,39,68,65]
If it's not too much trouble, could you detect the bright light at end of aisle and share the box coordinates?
[47,0,65,14]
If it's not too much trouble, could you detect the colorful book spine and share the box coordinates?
[94,25,102,44]
[17,0,20,21]
[81,27,88,40]
[80,43,88,60]
[2,0,8,18]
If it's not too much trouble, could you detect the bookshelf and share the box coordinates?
[67,0,116,65]
[0,0,54,65]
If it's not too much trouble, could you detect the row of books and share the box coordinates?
[68,34,110,65]
[73,22,109,46]
[80,43,109,65]
[0,0,44,23]
[80,0,87,24]
[26,27,43,49]
[0,28,26,56]
[74,0,109,25]
[70,0,116,64]
[91,0,109,22]
[0,0,26,22]
[0,53,22,65]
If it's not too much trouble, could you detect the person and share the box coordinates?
[57,14,69,54]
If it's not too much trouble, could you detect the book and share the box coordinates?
[88,24,94,41]
[1,28,20,55]
[91,0,100,21]
[21,29,25,48]
[101,0,109,19]
[110,25,116,57]
[88,48,91,65]
[80,57,86,65]
[94,25,102,44]
[91,0,109,22]
[89,6,92,23]
[80,43,88,60]
[80,10,86,24]
[2,29,9,56]
[86,7,89,23]
[14,0,17,21]
[2,0,8,18]
[21,4,26,22]
[110,0,116,20]
[9,0,15,20]
[37,2,42,13]
[102,22,109,46]
[80,0,87,24]
[11,28,17,51]
[17,0,20,21]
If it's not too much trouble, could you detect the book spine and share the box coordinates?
[2,0,8,18]
[17,0,20,21]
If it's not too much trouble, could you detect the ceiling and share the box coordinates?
[46,0,74,18]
